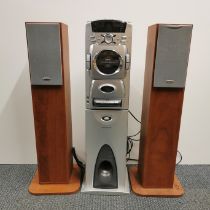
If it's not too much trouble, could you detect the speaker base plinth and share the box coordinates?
[128,165,184,197]
[28,164,81,195]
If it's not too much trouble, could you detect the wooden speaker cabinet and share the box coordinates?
[25,22,80,195]
[129,24,193,197]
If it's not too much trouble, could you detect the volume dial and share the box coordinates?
[101,33,116,44]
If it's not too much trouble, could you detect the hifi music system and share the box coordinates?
[24,21,193,197]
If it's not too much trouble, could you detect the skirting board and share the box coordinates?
[29,164,81,195]
[128,165,184,197]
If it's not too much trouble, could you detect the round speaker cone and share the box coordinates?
[99,161,113,179]
[96,50,121,75]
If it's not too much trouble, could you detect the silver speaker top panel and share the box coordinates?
[26,23,63,86]
[154,24,193,88]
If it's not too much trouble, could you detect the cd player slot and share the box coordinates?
[93,99,122,107]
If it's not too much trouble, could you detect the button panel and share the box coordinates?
[101,33,116,44]
[121,35,127,45]
[90,34,96,43]
[125,54,130,70]
[86,53,91,70]
[101,116,112,122]
[104,34,114,44]
[89,33,123,45]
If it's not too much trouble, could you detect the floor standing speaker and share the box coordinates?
[25,22,80,195]
[129,24,193,197]
[82,20,132,194]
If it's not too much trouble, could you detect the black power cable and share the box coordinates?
[128,110,141,124]
[72,147,85,183]
[176,150,183,165]
[127,110,183,164]
[128,130,140,138]
[127,110,141,162]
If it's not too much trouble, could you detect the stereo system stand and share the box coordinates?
[82,20,132,194]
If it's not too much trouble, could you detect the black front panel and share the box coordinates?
[91,20,127,33]
[96,50,121,75]
[94,144,118,189]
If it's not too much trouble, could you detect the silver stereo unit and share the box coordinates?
[85,20,132,110]
[83,20,132,194]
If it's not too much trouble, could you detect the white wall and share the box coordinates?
[0,0,209,164]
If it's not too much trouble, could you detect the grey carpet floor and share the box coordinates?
[0,165,209,210]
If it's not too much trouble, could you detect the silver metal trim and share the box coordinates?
[42,76,52,81]
[98,83,116,94]
[101,116,112,122]
[165,79,176,84]
[93,99,122,104]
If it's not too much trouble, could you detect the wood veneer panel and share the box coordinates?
[129,166,184,197]
[29,165,80,195]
